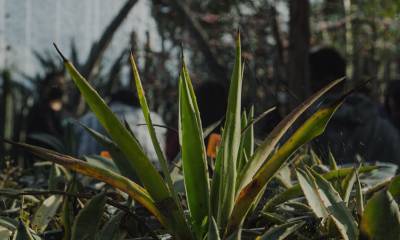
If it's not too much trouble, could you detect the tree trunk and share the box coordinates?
[288,0,311,107]
[170,0,229,85]
[75,0,138,115]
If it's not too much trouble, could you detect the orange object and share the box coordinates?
[100,151,111,159]
[207,133,222,158]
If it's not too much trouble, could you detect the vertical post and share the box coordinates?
[0,0,5,68]
[1,70,13,165]
[343,0,353,81]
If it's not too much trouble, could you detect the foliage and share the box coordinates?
[2,33,400,240]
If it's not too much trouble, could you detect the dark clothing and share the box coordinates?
[313,93,400,165]
[27,103,64,139]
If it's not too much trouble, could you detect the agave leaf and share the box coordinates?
[211,31,243,229]
[0,226,12,240]
[261,166,377,212]
[256,220,305,240]
[203,119,223,139]
[0,217,17,231]
[71,192,106,240]
[130,53,181,203]
[62,178,79,240]
[309,168,358,240]
[275,164,292,189]
[244,107,254,159]
[227,97,344,234]
[341,167,358,205]
[355,171,364,216]
[28,133,65,153]
[48,163,62,191]
[237,111,248,172]
[238,107,254,172]
[327,150,338,170]
[54,46,166,195]
[5,140,167,227]
[207,217,221,240]
[225,229,242,240]
[388,175,400,198]
[178,59,210,237]
[84,155,119,174]
[31,195,63,233]
[296,169,328,218]
[260,212,285,225]
[97,211,125,240]
[78,124,138,181]
[53,45,191,239]
[241,106,275,135]
[360,190,400,240]
[237,77,345,193]
[14,220,35,240]
[309,149,323,166]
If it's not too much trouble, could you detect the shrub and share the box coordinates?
[4,33,400,240]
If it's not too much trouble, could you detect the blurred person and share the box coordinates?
[309,47,400,165]
[385,80,400,131]
[76,89,166,169]
[27,72,66,142]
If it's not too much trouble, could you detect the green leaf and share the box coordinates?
[262,166,377,212]
[31,195,63,233]
[388,175,400,198]
[28,133,65,153]
[207,217,221,240]
[355,171,364,216]
[211,31,243,229]
[97,211,125,240]
[360,190,400,240]
[0,226,12,240]
[256,220,304,240]
[79,124,138,182]
[53,45,191,238]
[57,47,165,197]
[341,167,358,205]
[237,77,345,193]
[71,192,106,240]
[327,150,338,171]
[48,163,64,191]
[309,168,358,240]
[227,96,344,234]
[5,141,167,228]
[0,217,18,231]
[62,178,79,240]
[237,107,254,173]
[13,220,35,240]
[84,155,119,173]
[296,169,328,218]
[241,106,275,135]
[178,59,210,237]
[130,53,181,204]
[237,111,248,172]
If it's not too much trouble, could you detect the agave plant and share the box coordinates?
[6,33,357,239]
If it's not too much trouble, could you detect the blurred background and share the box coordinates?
[1,0,400,166]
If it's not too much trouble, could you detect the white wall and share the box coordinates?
[0,0,161,81]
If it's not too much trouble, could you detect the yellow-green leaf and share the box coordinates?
[178,59,210,237]
[237,78,344,193]
[227,97,344,235]
[360,190,400,240]
[211,31,242,229]
[262,166,377,212]
[53,45,191,239]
